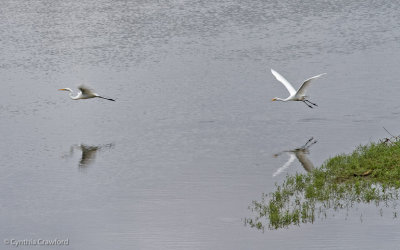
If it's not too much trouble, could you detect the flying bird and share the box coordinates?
[271,69,326,108]
[58,85,115,101]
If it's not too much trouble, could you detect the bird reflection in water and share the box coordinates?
[66,143,114,168]
[272,137,317,177]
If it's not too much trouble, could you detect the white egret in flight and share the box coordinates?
[58,85,115,101]
[271,69,326,108]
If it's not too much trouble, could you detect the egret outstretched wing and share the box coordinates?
[78,85,96,96]
[271,69,296,96]
[296,73,326,97]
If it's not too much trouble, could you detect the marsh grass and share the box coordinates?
[246,138,400,230]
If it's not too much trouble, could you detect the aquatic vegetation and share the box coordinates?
[246,138,400,230]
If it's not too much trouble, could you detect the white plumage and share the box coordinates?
[271,69,326,108]
[58,85,115,101]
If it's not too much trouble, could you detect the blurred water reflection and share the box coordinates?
[66,143,114,168]
[273,137,316,176]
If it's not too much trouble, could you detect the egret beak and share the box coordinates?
[58,88,66,91]
[271,98,277,101]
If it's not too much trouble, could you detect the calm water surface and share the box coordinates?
[1,0,400,249]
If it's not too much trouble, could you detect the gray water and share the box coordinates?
[1,0,400,249]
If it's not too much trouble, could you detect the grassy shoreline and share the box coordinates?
[246,137,400,230]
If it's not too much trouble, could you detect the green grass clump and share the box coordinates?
[245,138,400,230]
